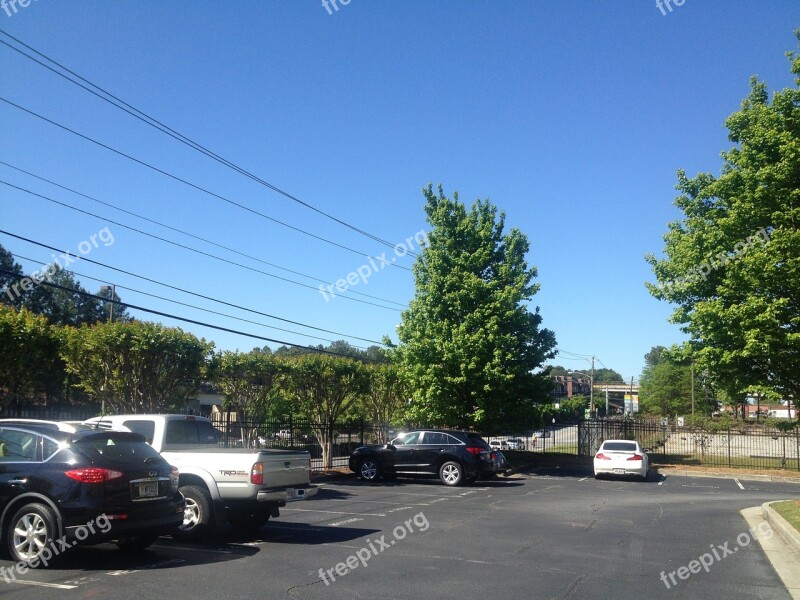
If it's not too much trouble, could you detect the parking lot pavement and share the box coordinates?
[0,474,797,599]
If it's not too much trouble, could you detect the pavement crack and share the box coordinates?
[556,574,587,599]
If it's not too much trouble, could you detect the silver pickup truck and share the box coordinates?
[82,414,317,540]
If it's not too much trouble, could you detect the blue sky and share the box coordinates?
[0,1,798,381]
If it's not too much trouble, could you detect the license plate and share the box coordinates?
[613,469,625,475]
[137,481,159,498]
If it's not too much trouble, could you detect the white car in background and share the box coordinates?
[504,437,524,450]
[593,440,649,480]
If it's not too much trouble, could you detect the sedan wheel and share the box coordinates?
[439,461,463,486]
[359,459,380,482]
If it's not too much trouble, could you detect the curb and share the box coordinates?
[762,501,800,556]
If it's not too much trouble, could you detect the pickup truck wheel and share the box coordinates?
[439,461,464,486]
[174,485,213,541]
[358,458,380,482]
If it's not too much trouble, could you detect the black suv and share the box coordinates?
[0,420,184,566]
[349,429,494,486]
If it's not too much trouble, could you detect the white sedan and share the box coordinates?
[593,440,649,480]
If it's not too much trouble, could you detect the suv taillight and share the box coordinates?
[251,463,264,485]
[65,468,123,483]
[465,446,484,455]
[627,454,643,461]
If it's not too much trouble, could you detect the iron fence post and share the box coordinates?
[727,428,731,468]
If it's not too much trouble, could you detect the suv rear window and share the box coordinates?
[75,433,164,462]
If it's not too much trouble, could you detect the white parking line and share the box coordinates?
[281,507,386,517]
[328,517,363,527]
[578,477,588,482]
[734,478,745,490]
[6,580,77,589]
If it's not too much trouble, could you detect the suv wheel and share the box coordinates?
[439,461,463,486]
[174,485,213,541]
[7,503,58,565]
[359,458,380,482]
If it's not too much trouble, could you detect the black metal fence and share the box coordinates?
[0,403,101,422]
[576,418,800,471]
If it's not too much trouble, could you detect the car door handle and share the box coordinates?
[8,479,27,485]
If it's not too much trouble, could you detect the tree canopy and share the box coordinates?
[646,33,800,408]
[397,185,556,431]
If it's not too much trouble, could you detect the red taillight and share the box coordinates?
[490,451,498,461]
[595,453,611,460]
[466,446,484,455]
[251,463,264,485]
[65,468,123,483]
[627,454,643,461]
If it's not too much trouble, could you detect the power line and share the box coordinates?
[11,252,365,349]
[0,267,370,359]
[0,165,407,309]
[0,96,410,271]
[0,229,387,346]
[0,179,402,312]
[0,29,417,258]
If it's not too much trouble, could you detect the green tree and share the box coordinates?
[646,34,800,415]
[397,185,557,431]
[639,358,696,417]
[0,245,24,308]
[644,346,667,368]
[212,351,284,445]
[284,355,369,468]
[0,306,63,411]
[361,363,407,443]
[61,320,214,413]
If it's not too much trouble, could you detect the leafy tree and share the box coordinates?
[644,346,667,368]
[60,320,214,413]
[284,355,369,468]
[646,34,800,415]
[560,394,589,419]
[397,185,556,431]
[360,363,407,443]
[639,358,698,417]
[212,351,284,445]
[0,306,62,411]
[0,245,24,308]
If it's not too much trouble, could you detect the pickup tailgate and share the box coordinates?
[257,449,311,489]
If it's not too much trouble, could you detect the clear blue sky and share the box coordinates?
[1,1,798,382]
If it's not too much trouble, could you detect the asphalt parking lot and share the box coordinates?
[1,470,798,599]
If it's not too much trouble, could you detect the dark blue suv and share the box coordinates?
[0,420,184,566]
[349,429,495,486]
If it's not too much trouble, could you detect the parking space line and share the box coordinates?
[281,507,386,517]
[734,478,745,490]
[578,477,588,482]
[7,580,77,589]
[328,517,363,527]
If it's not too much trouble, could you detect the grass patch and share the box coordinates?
[771,500,800,533]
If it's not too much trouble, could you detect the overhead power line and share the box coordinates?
[0,177,405,311]
[0,96,411,271]
[0,29,417,258]
[11,252,366,349]
[0,267,369,359]
[0,161,408,309]
[0,229,387,346]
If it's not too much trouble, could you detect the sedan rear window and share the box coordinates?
[602,442,637,452]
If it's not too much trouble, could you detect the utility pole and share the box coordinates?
[590,356,595,416]
[691,362,695,419]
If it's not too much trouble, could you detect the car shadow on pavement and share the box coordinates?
[219,523,381,546]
